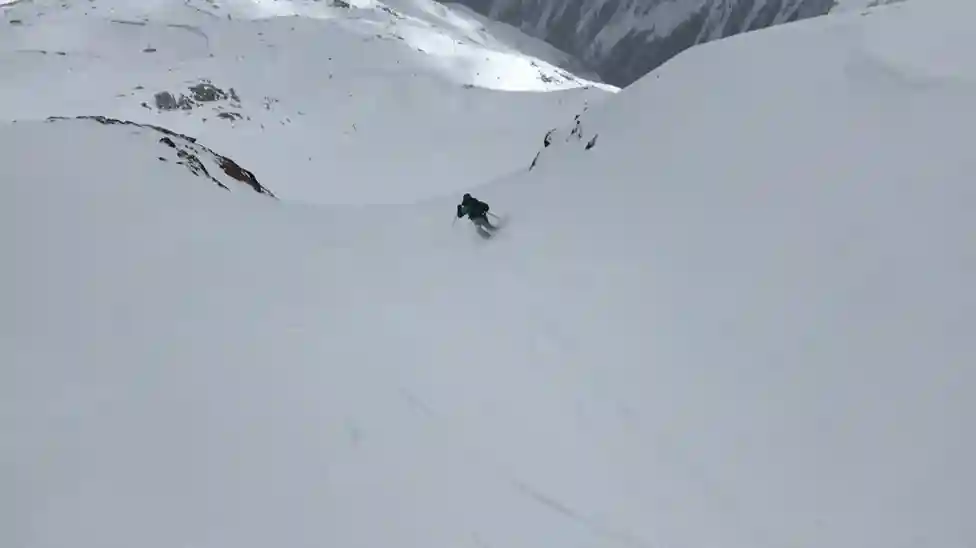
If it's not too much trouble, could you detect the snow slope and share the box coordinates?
[0,0,614,203]
[3,1,975,548]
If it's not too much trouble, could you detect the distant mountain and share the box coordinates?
[444,0,878,86]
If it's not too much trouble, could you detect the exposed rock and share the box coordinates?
[45,115,277,198]
[528,109,595,168]
[188,82,227,103]
[176,147,229,190]
[216,156,267,195]
[155,80,241,110]
[154,91,193,111]
[150,80,243,122]
[378,5,401,18]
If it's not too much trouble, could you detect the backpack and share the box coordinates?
[461,196,489,218]
[469,199,489,217]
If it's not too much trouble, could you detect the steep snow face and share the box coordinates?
[448,0,848,86]
[494,1,976,543]
[0,0,615,203]
[4,1,976,548]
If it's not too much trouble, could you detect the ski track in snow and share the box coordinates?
[397,381,655,548]
[509,479,656,548]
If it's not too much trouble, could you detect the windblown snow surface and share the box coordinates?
[2,0,975,547]
[0,0,613,203]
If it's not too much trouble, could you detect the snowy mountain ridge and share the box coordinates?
[447,0,907,85]
[1,0,614,203]
[47,115,276,195]
[0,0,613,93]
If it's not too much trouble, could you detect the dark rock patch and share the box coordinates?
[528,110,595,169]
[45,115,276,198]
[176,147,229,190]
[216,156,266,195]
[188,81,227,102]
[151,80,243,121]
[154,91,194,111]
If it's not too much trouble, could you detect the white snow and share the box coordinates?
[0,0,614,204]
[3,1,975,548]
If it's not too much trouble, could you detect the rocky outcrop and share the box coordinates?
[146,79,246,124]
[529,109,599,171]
[45,115,276,197]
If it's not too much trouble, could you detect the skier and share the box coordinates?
[456,193,497,239]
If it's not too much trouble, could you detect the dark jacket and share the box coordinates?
[457,195,489,219]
